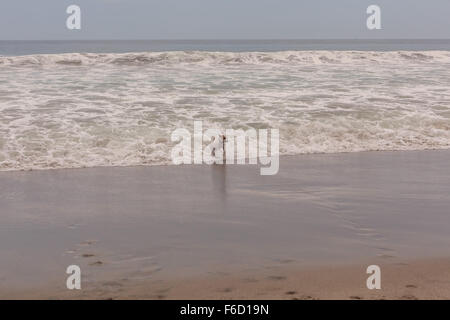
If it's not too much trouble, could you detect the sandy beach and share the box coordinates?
[1,149,450,299]
[6,257,450,300]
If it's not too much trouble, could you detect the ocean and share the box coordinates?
[0,40,449,171]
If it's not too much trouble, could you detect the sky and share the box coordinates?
[0,0,449,40]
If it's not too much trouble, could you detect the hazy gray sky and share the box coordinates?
[0,0,449,40]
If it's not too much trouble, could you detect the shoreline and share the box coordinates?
[1,148,450,174]
[1,149,450,299]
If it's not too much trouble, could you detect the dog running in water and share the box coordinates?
[211,135,226,164]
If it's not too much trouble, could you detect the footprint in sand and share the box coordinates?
[156,288,171,295]
[298,295,317,300]
[401,294,418,300]
[79,240,98,247]
[273,259,296,265]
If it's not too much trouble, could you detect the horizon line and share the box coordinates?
[1,38,450,42]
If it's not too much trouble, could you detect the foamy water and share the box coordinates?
[0,50,450,171]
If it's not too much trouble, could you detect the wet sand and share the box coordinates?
[1,150,450,299]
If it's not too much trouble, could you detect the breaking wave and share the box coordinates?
[1,50,450,67]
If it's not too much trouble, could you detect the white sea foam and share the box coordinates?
[0,50,449,171]
[1,50,450,66]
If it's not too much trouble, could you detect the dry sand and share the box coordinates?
[1,150,450,299]
[5,257,450,300]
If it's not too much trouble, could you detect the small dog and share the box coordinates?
[211,135,226,164]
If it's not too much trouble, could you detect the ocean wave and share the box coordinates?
[1,50,450,67]
[0,50,449,171]
[0,112,449,172]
